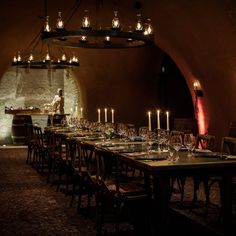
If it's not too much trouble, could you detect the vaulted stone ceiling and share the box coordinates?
[1,0,236,147]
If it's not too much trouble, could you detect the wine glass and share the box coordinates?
[117,123,127,141]
[157,129,169,152]
[169,134,183,161]
[127,127,137,141]
[145,131,157,154]
[184,133,196,157]
[139,127,149,142]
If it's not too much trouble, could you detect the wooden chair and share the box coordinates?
[31,125,49,173]
[169,130,185,203]
[69,141,96,216]
[220,135,236,216]
[94,147,150,236]
[192,134,217,209]
[46,131,68,185]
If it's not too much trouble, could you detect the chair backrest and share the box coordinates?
[33,125,44,147]
[77,141,95,172]
[169,130,185,144]
[94,147,116,183]
[228,121,236,137]
[195,134,215,150]
[220,136,236,155]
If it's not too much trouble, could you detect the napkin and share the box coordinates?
[126,152,147,156]
[222,155,236,160]
[195,149,212,153]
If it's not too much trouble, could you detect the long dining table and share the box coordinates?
[87,140,236,236]
[44,126,236,235]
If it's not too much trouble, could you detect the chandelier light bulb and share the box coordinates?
[45,52,50,61]
[28,52,34,62]
[135,14,143,32]
[61,53,66,61]
[143,19,153,35]
[80,35,88,43]
[56,11,64,29]
[44,16,51,32]
[69,53,79,63]
[17,51,22,62]
[104,36,110,42]
[112,11,120,30]
[82,10,91,29]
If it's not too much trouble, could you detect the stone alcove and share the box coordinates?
[0,67,81,144]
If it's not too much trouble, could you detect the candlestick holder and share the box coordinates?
[156,129,161,152]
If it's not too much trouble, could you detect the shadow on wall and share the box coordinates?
[0,67,80,144]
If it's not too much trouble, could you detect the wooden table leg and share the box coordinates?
[221,173,233,236]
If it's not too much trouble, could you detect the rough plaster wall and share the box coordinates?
[0,67,80,144]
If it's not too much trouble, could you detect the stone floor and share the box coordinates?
[0,146,229,236]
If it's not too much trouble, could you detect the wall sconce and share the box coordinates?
[193,81,203,97]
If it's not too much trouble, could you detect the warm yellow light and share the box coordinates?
[72,54,77,62]
[143,19,153,35]
[80,35,87,43]
[61,54,66,61]
[105,36,110,42]
[135,14,143,31]
[193,81,201,90]
[112,11,120,29]
[45,52,50,61]
[56,12,64,29]
[28,53,34,62]
[17,51,22,62]
[82,10,90,28]
[44,16,51,32]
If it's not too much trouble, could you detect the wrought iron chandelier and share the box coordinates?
[41,1,154,49]
[12,17,80,69]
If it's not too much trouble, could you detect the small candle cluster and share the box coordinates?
[71,106,83,119]
[147,110,170,131]
[98,108,115,123]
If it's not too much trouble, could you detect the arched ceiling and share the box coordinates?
[1,0,236,147]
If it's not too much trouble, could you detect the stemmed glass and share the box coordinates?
[127,127,137,141]
[184,133,196,157]
[169,134,183,161]
[139,127,149,142]
[157,129,169,152]
[117,123,127,141]
[145,131,157,154]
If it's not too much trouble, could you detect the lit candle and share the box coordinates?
[98,109,101,123]
[148,111,152,131]
[104,108,107,123]
[111,109,114,123]
[157,109,160,129]
[80,107,83,118]
[166,111,169,131]
[75,106,78,117]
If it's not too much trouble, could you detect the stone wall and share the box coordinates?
[0,67,80,144]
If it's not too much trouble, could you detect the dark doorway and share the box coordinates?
[158,54,194,118]
[157,54,195,130]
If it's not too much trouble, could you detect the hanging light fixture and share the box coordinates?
[41,1,154,49]
[12,8,79,70]
[12,40,80,70]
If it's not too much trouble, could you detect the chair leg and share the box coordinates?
[192,177,201,207]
